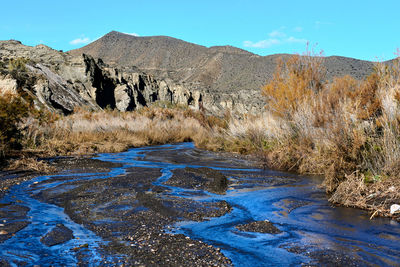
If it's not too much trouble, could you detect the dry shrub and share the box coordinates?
[0,92,31,156]
[330,172,400,219]
[33,107,216,156]
[262,46,325,119]
[201,49,400,217]
[198,112,289,154]
[7,157,56,173]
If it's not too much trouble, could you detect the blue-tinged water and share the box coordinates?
[0,142,399,266]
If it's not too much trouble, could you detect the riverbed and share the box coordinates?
[0,142,399,266]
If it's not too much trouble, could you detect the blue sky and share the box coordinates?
[1,0,399,61]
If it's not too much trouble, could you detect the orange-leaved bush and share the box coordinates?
[262,47,325,119]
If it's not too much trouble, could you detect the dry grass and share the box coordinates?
[3,50,400,219]
[6,157,56,173]
[1,95,227,171]
[21,106,224,157]
[200,52,400,219]
[330,172,400,218]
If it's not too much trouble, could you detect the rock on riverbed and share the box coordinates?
[40,224,74,246]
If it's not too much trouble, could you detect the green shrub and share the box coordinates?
[0,92,31,156]
[8,58,28,75]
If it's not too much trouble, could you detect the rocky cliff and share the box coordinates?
[0,33,385,116]
[0,40,203,114]
[70,31,381,114]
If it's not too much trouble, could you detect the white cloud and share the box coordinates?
[314,21,333,29]
[293,26,303,32]
[269,30,286,38]
[243,39,281,48]
[286,36,307,44]
[123,32,139,37]
[243,30,308,49]
[69,37,91,45]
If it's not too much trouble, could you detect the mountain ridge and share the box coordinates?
[0,32,392,116]
[69,31,378,98]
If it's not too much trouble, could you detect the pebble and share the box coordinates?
[390,204,400,214]
[0,230,8,235]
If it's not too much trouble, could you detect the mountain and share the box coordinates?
[69,31,379,114]
[0,32,384,116]
[70,31,377,84]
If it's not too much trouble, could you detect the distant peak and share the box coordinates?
[5,40,22,45]
[103,31,138,38]
[208,45,254,55]
[103,31,123,37]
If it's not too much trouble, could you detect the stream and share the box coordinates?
[0,142,399,266]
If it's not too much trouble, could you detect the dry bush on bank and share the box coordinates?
[1,95,226,171]
[34,107,219,156]
[6,157,56,173]
[3,50,400,217]
[262,47,325,119]
[0,92,32,157]
[201,51,400,217]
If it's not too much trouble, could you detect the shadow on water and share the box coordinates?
[0,142,399,266]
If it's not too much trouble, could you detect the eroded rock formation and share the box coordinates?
[0,40,204,114]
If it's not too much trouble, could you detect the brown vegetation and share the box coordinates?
[201,51,400,219]
[0,98,227,171]
[37,106,220,155]
[0,92,31,156]
[1,48,399,218]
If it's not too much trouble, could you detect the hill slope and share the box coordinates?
[70,31,376,95]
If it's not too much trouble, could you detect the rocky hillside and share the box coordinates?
[70,31,378,113]
[0,33,385,116]
[0,40,202,114]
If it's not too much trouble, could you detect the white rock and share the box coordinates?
[0,75,18,95]
[390,204,400,214]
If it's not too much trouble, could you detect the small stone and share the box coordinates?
[40,224,74,246]
[390,204,400,214]
[0,230,8,235]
